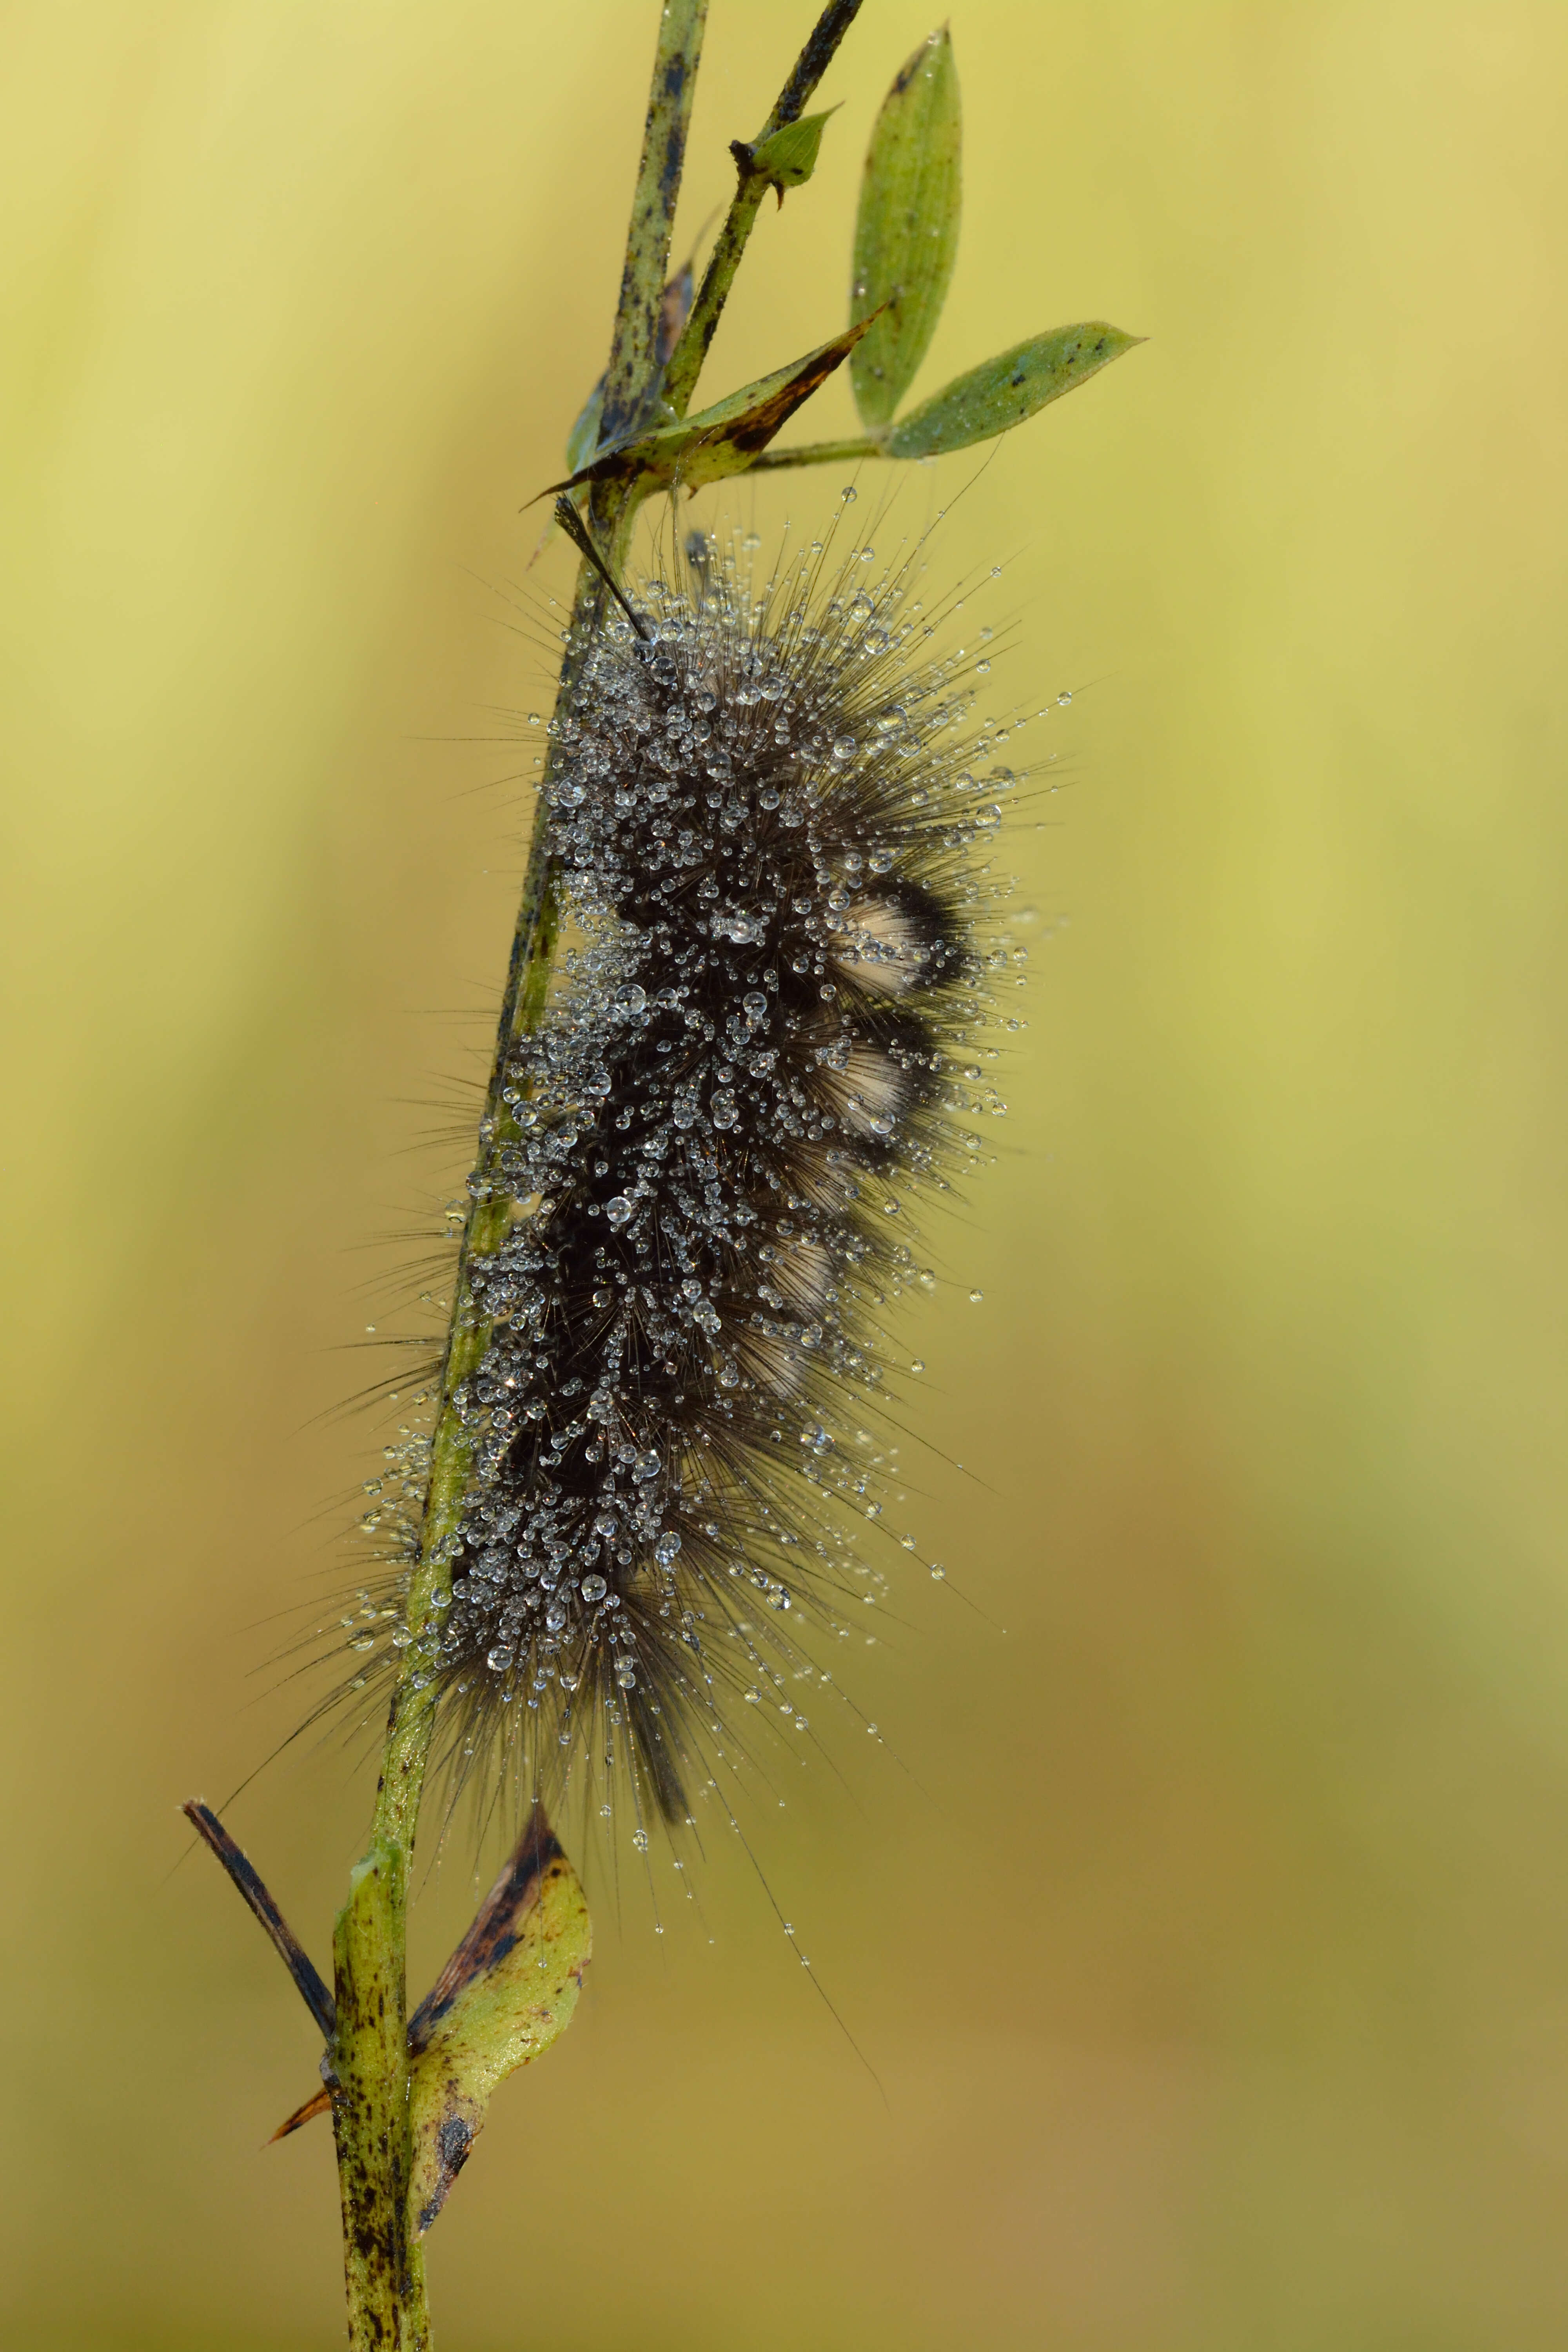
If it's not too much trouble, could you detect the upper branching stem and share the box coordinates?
[600,0,711,447]
[661,0,865,420]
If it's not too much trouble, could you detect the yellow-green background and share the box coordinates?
[4,3,1566,2345]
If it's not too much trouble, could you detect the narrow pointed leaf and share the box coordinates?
[655,252,699,374]
[851,27,962,430]
[746,105,840,201]
[182,1799,337,2040]
[405,1809,591,2235]
[537,315,874,501]
[565,380,605,476]
[886,322,1143,459]
[563,251,699,475]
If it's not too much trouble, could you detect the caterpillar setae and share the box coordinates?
[330,497,1033,1848]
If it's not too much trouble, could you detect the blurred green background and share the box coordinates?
[4,2,1567,2346]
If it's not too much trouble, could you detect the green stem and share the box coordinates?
[744,434,885,472]
[334,5,708,2343]
[330,1844,427,2352]
[601,0,711,447]
[661,0,866,421]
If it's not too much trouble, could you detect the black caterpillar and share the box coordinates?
[338,511,1029,1844]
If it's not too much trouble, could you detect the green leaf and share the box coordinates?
[851,27,962,432]
[746,105,840,201]
[886,322,1144,459]
[405,1810,591,2235]
[538,315,875,501]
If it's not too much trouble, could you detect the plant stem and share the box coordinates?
[601,0,711,448]
[332,5,708,2343]
[744,434,885,472]
[331,1843,426,2351]
[661,0,866,421]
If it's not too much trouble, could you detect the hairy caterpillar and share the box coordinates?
[171,15,1147,2336]
[330,498,1030,1846]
